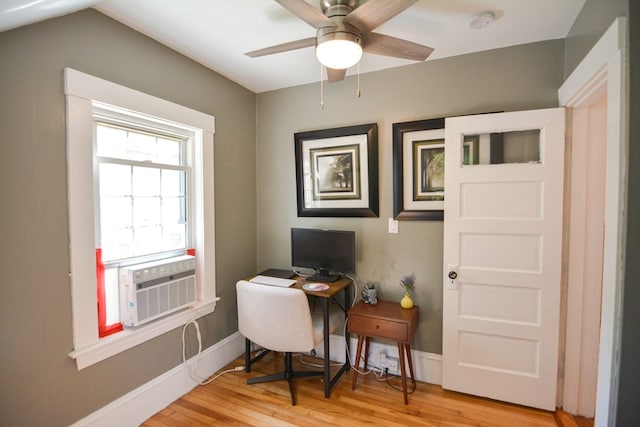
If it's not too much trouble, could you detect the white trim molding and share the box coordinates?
[558,18,627,106]
[65,68,217,369]
[69,300,219,370]
[558,17,628,426]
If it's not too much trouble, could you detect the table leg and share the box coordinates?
[405,343,416,385]
[397,342,408,404]
[351,335,365,389]
[363,336,370,370]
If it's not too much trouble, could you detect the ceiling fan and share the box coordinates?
[246,0,434,83]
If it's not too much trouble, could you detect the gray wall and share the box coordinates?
[256,40,564,354]
[0,10,256,427]
[617,1,640,422]
[563,0,628,78]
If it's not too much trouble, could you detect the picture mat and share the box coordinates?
[301,134,370,209]
[403,128,445,211]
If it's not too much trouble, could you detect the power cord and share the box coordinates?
[182,310,244,385]
[381,368,417,394]
[344,273,359,308]
[296,352,343,368]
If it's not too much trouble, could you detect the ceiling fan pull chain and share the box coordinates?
[320,65,325,109]
[356,62,361,97]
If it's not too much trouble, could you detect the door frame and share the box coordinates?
[558,17,628,426]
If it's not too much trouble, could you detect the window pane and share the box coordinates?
[157,137,181,165]
[102,228,133,261]
[133,197,161,227]
[96,125,127,158]
[97,124,185,166]
[163,224,186,250]
[132,167,160,196]
[463,130,541,165]
[161,169,185,197]
[100,196,132,229]
[162,197,185,224]
[99,164,131,196]
[127,131,156,162]
[134,226,162,255]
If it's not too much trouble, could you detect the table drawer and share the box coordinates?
[349,314,409,342]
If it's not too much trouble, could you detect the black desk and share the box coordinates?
[244,275,352,398]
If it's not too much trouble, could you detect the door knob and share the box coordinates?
[447,265,458,290]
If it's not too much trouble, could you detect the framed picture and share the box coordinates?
[392,117,445,220]
[294,123,378,217]
[463,134,480,165]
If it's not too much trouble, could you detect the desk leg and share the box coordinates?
[343,286,351,370]
[245,338,251,373]
[397,342,409,405]
[322,297,330,398]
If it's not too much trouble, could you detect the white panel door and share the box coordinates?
[442,108,565,411]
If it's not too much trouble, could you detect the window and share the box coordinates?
[65,68,218,369]
[94,110,194,335]
[96,121,190,261]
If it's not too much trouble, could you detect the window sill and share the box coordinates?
[69,298,219,370]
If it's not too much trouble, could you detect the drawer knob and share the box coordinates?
[375,325,380,330]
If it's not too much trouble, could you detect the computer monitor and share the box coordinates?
[291,227,355,282]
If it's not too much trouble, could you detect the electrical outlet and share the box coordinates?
[385,356,399,372]
[379,350,387,367]
[379,350,399,372]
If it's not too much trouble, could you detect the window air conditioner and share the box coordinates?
[119,255,196,327]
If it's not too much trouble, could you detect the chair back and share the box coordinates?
[236,280,318,353]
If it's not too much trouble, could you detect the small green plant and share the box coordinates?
[399,274,415,293]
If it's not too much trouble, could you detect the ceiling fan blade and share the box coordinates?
[344,0,417,33]
[363,32,434,61]
[245,36,316,58]
[326,68,346,83]
[275,0,336,29]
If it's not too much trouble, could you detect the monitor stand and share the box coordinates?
[307,269,340,283]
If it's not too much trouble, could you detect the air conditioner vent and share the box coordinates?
[120,255,196,327]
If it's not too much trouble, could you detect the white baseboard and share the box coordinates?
[71,332,245,427]
[72,332,442,426]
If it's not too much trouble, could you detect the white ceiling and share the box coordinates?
[1,0,585,93]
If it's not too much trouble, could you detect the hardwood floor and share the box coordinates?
[142,352,594,426]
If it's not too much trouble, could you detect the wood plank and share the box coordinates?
[141,353,594,427]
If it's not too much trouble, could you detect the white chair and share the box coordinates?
[236,280,331,405]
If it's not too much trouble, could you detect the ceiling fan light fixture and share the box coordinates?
[316,33,363,69]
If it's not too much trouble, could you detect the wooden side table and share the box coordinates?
[348,300,419,404]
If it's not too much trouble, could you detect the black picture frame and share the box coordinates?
[392,117,446,220]
[295,123,378,217]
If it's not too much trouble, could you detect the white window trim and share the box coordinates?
[65,68,218,370]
